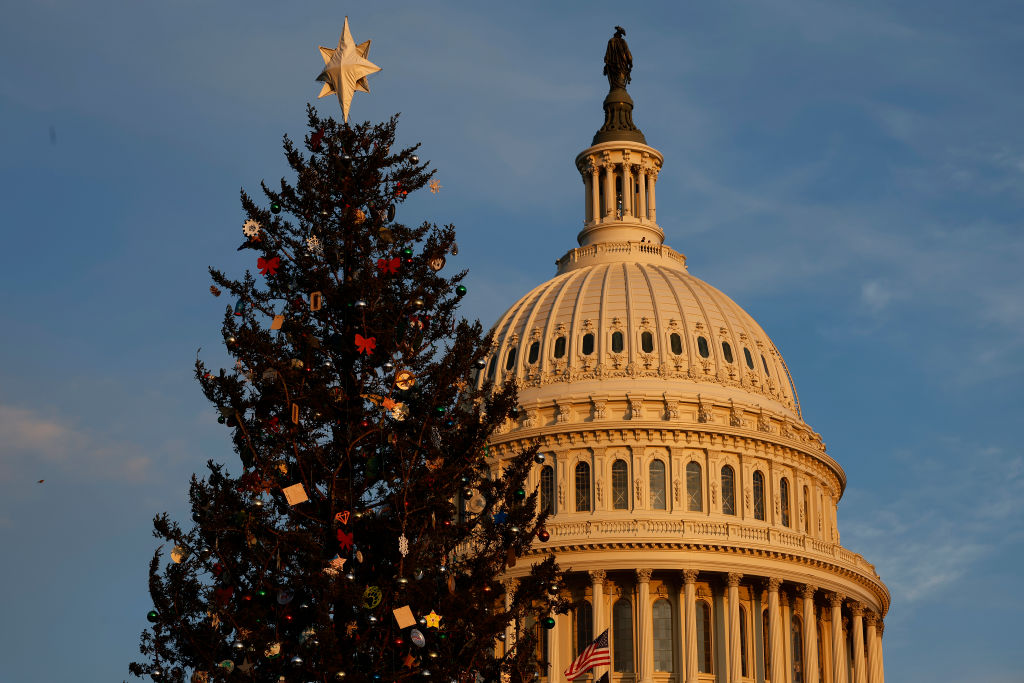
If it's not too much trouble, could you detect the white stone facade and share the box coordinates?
[478,91,889,683]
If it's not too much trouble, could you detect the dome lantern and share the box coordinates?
[575,27,666,249]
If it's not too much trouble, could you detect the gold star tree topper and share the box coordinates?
[316,17,381,123]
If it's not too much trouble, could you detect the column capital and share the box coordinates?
[877,620,885,636]
[682,569,699,585]
[727,572,743,588]
[850,600,864,618]
[800,583,817,600]
[864,610,878,626]
[588,569,607,583]
[829,591,846,607]
[502,578,519,593]
[766,576,783,592]
[636,568,653,583]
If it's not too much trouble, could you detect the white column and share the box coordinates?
[683,570,699,683]
[638,167,648,221]
[503,578,518,657]
[864,612,878,683]
[727,573,743,683]
[603,163,614,221]
[589,164,600,226]
[801,585,819,683]
[820,612,833,683]
[549,610,565,683]
[589,570,608,681]
[583,169,592,224]
[876,620,885,683]
[830,594,847,683]
[649,169,657,222]
[781,590,792,683]
[850,602,866,683]
[637,569,654,683]
[767,578,785,683]
[622,163,632,218]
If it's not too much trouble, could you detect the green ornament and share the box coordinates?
[455,285,467,297]
[401,247,413,259]
[541,616,556,629]
[217,415,226,424]
[270,202,281,214]
[146,610,159,623]
[514,488,526,501]
[257,589,268,598]
[435,406,446,416]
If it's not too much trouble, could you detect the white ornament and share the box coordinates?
[398,534,409,556]
[307,235,323,255]
[242,219,261,239]
[315,17,381,122]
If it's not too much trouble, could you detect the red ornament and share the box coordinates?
[337,529,354,551]
[537,527,550,542]
[377,257,401,274]
[257,256,280,276]
[310,128,325,151]
[355,334,376,355]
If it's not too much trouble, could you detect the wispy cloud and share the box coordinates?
[0,403,154,483]
[843,443,1024,604]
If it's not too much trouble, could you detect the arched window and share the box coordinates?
[540,465,554,514]
[761,354,771,376]
[641,331,654,353]
[554,336,566,359]
[780,477,791,527]
[697,601,713,673]
[528,341,540,365]
[575,462,591,512]
[612,599,634,673]
[611,331,624,353]
[739,606,749,677]
[612,459,629,509]
[686,461,703,511]
[653,599,673,672]
[574,600,593,658]
[582,333,595,355]
[753,471,766,521]
[697,336,710,358]
[722,341,734,363]
[762,609,771,680]
[721,465,736,515]
[803,485,810,533]
[744,347,755,369]
[505,347,517,371]
[670,333,683,355]
[649,460,667,510]
[487,355,497,378]
[791,615,804,683]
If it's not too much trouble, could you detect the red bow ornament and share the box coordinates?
[377,257,401,274]
[355,334,376,355]
[337,529,354,551]
[257,256,280,276]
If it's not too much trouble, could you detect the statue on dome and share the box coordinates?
[603,26,633,90]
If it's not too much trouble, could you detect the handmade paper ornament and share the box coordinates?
[191,671,210,683]
[393,605,416,629]
[334,510,350,525]
[310,291,323,311]
[257,256,280,276]
[233,299,245,316]
[171,545,189,563]
[283,483,309,506]
[337,529,354,550]
[324,555,347,576]
[277,589,294,605]
[429,179,442,194]
[395,370,416,390]
[209,285,221,297]
[398,534,409,556]
[307,236,323,255]
[243,219,261,240]
[424,610,442,628]
[353,208,366,224]
[270,315,285,330]
[264,642,282,659]
[310,127,325,150]
[428,256,445,272]
[291,403,300,424]
[218,660,234,672]
[390,401,409,421]
[362,585,383,609]
[315,17,381,122]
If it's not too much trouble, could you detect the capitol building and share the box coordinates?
[480,32,889,683]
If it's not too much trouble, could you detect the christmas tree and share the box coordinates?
[130,50,567,682]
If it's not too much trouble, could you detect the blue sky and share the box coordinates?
[2,1,1022,681]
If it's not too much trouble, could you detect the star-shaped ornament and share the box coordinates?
[316,17,381,122]
[424,610,442,628]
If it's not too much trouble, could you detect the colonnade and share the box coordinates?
[534,570,885,683]
[583,160,659,225]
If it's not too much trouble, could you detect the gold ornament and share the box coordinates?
[316,17,381,122]
[429,179,442,194]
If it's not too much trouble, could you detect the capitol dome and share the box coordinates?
[482,30,889,683]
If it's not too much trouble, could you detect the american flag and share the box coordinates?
[563,629,611,680]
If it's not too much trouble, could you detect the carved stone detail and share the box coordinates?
[800,584,817,600]
[592,399,607,420]
[729,400,742,427]
[727,572,743,587]
[864,610,877,625]
[636,568,653,583]
[757,408,771,432]
[829,592,846,607]
[696,395,712,424]
[683,569,699,584]
[558,483,565,507]
[673,478,682,505]
[589,569,607,583]
[596,478,603,503]
[766,577,782,592]
[634,477,643,505]
[849,600,864,617]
